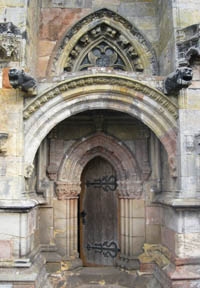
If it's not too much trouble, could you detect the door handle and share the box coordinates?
[80,210,87,225]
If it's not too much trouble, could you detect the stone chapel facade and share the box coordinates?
[0,0,200,287]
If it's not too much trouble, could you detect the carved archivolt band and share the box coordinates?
[56,132,143,199]
[24,74,177,120]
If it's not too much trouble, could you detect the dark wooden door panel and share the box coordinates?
[80,156,119,266]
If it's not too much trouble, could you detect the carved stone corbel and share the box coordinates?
[0,132,8,155]
[8,69,37,96]
[164,67,193,95]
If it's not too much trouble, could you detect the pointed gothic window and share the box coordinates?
[63,24,145,73]
[50,9,158,75]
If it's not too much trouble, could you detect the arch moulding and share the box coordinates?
[56,132,145,199]
[23,73,178,177]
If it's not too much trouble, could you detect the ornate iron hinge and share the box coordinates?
[86,175,117,192]
[87,240,120,258]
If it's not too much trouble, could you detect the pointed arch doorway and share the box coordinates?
[80,156,119,266]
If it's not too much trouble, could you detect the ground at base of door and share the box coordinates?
[48,267,158,288]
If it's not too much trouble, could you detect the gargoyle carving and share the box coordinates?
[164,67,193,95]
[8,69,37,96]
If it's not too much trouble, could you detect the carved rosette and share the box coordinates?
[56,182,81,199]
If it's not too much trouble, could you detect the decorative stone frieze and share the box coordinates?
[0,22,22,63]
[0,132,8,155]
[118,180,143,198]
[56,181,80,199]
[23,74,178,120]
[49,8,158,75]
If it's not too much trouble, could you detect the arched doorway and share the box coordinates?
[34,109,173,271]
[80,156,119,266]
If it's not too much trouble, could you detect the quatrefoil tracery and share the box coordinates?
[63,24,145,73]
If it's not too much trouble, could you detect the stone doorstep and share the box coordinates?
[49,267,154,288]
[78,285,127,288]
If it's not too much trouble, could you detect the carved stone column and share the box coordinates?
[117,181,144,269]
[56,181,80,258]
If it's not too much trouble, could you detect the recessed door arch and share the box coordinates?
[80,156,119,267]
[24,74,178,177]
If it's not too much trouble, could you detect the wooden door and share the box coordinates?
[80,156,119,266]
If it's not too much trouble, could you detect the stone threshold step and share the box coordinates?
[79,285,127,288]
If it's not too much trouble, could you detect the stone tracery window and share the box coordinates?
[51,9,158,75]
[64,23,144,72]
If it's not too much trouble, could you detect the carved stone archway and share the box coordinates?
[24,73,178,177]
[54,132,147,262]
[56,132,147,199]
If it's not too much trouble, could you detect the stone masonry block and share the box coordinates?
[54,199,67,219]
[0,240,12,259]
[146,224,161,244]
[130,200,145,218]
[146,206,162,225]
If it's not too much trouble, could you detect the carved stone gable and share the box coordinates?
[64,24,144,73]
[50,9,158,75]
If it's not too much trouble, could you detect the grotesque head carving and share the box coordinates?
[8,68,37,96]
[178,67,193,82]
[164,66,193,96]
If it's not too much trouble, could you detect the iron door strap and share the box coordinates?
[86,175,117,191]
[87,240,120,258]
